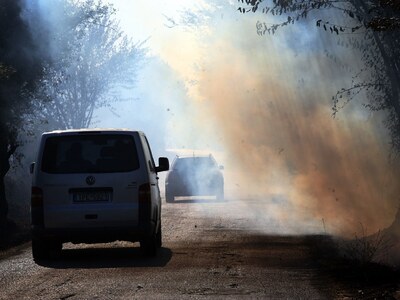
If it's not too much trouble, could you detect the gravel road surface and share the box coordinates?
[1,197,398,299]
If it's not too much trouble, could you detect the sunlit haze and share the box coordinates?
[33,1,400,237]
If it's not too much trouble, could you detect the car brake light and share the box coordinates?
[139,183,151,202]
[31,187,44,226]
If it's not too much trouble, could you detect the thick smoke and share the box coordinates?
[187,15,400,236]
[109,3,400,237]
[17,0,399,239]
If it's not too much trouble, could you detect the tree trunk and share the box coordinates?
[0,123,16,226]
[0,142,10,225]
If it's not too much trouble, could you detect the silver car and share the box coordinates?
[165,155,224,202]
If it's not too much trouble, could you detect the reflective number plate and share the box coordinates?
[73,191,111,202]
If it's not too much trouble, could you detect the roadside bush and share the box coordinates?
[341,224,394,266]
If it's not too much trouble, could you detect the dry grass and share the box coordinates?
[341,224,395,266]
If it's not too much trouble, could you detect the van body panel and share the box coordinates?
[31,129,168,247]
[138,133,162,227]
[44,202,139,228]
[37,171,146,228]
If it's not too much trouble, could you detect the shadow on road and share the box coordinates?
[35,246,172,269]
[168,197,228,204]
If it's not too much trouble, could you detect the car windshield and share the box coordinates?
[174,157,217,171]
[41,134,139,173]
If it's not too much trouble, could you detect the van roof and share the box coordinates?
[42,128,141,136]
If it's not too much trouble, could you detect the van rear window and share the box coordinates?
[41,134,140,173]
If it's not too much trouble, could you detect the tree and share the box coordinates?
[238,0,400,152]
[28,0,146,130]
[0,0,145,224]
[0,0,46,224]
[238,0,400,33]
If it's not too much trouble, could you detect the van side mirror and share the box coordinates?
[155,157,169,173]
[30,162,35,174]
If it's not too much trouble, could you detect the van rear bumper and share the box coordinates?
[31,222,156,244]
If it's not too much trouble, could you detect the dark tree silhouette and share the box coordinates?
[0,0,46,224]
[0,0,144,223]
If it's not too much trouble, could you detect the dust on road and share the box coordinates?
[0,197,398,299]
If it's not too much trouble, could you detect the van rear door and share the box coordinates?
[37,133,145,229]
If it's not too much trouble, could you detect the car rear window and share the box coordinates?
[41,134,140,173]
[174,157,216,171]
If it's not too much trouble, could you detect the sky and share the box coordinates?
[25,0,400,238]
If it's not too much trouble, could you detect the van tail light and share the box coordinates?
[138,183,151,223]
[31,187,44,226]
[31,187,43,207]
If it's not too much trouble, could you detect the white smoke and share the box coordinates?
[18,0,400,240]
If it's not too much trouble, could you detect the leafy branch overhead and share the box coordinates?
[238,0,400,35]
[237,0,400,152]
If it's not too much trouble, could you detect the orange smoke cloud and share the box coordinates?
[194,33,400,237]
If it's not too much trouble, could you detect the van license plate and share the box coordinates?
[73,191,111,202]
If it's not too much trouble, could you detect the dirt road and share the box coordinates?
[0,197,398,299]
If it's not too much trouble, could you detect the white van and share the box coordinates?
[30,129,169,260]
